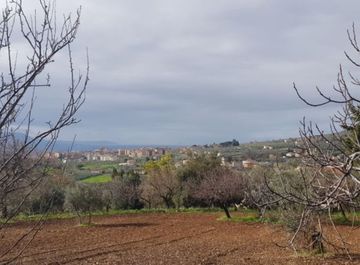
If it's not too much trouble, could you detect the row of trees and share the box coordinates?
[5,153,251,222]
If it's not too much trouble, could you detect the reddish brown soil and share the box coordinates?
[1,213,360,264]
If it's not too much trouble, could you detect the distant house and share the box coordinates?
[221,157,226,166]
[99,155,114,161]
[286,152,295,158]
[182,160,189,165]
[118,149,126,156]
[127,159,136,166]
[44,152,61,159]
[263,145,273,150]
[242,159,256,169]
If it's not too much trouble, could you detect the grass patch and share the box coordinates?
[217,210,278,224]
[217,215,264,223]
[10,209,360,227]
[331,212,360,226]
[1,207,225,224]
[16,212,77,221]
[78,162,119,171]
[176,207,223,213]
[81,174,112,183]
[217,210,360,226]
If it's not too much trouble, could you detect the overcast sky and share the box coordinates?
[5,0,360,145]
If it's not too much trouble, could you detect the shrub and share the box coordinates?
[66,183,104,224]
[31,188,65,214]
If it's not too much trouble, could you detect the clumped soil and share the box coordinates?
[1,213,360,264]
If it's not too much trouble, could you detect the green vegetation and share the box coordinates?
[81,174,112,183]
[67,161,123,182]
[1,207,225,224]
[78,162,119,171]
[217,210,278,224]
[331,212,360,226]
[4,206,360,231]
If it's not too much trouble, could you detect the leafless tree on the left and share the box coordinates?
[0,0,88,262]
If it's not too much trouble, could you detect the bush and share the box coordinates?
[31,188,65,214]
[66,183,105,224]
[111,175,143,210]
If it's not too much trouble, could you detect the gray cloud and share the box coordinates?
[5,0,360,145]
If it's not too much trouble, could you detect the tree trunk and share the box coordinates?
[88,212,92,225]
[162,196,173,209]
[164,199,171,209]
[222,204,231,219]
[258,207,266,220]
[1,196,7,219]
[1,204,7,219]
[339,204,348,222]
[311,231,324,254]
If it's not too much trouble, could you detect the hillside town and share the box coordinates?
[44,137,307,173]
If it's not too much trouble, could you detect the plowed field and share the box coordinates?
[1,213,360,264]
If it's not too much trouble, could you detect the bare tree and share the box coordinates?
[193,167,244,219]
[0,0,88,261]
[267,24,360,256]
[243,166,281,219]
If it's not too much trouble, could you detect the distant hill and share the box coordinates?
[12,133,178,152]
[52,140,122,152]
[51,140,177,152]
[55,141,186,152]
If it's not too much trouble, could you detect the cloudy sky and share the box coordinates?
[5,0,360,145]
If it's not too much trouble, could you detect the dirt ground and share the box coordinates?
[1,212,360,265]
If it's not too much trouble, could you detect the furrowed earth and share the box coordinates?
[1,213,360,264]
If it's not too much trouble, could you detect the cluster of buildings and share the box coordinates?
[117,148,168,159]
[44,139,304,171]
[45,147,170,163]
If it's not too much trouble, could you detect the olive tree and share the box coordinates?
[142,155,181,208]
[66,183,104,225]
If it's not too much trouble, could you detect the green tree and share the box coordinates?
[66,184,104,225]
[143,155,180,208]
[177,153,221,207]
[178,153,221,183]
[112,170,143,210]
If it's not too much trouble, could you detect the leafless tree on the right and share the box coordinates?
[266,24,360,257]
